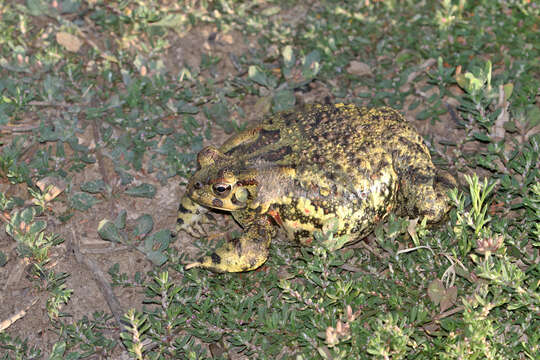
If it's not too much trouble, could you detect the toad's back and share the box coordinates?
[220,104,429,183]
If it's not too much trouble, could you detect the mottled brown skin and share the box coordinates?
[177,103,456,272]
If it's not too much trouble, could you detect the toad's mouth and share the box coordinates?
[190,194,247,212]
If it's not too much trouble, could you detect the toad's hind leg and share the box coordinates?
[400,167,457,223]
[393,148,457,223]
[186,217,275,272]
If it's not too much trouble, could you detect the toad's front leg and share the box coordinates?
[176,195,214,237]
[185,217,275,272]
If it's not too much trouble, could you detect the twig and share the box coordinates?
[359,240,386,260]
[397,245,435,256]
[69,227,124,327]
[79,245,130,254]
[429,305,465,323]
[339,263,371,274]
[28,100,71,107]
[0,297,39,332]
[19,142,40,163]
[90,119,110,188]
[406,58,437,84]
[0,124,39,133]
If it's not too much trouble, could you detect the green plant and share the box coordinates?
[4,191,72,324]
[448,174,497,255]
[120,272,203,359]
[53,312,117,358]
[97,210,173,266]
[0,137,30,184]
[435,0,466,32]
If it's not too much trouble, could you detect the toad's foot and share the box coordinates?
[176,195,214,237]
[416,169,457,223]
[185,217,274,272]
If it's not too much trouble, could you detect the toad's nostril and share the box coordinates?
[194,182,203,189]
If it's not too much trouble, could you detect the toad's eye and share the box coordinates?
[212,183,231,197]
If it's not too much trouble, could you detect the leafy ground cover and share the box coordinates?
[0,0,538,359]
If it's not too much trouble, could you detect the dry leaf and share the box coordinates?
[492,83,510,140]
[222,34,234,45]
[407,217,419,240]
[56,32,83,52]
[427,279,445,305]
[440,286,458,312]
[36,176,67,202]
[347,61,372,76]
[428,279,458,313]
